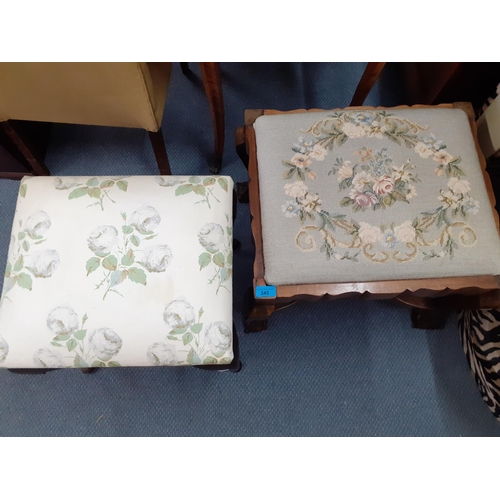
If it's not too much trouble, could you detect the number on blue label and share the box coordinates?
[255,286,277,299]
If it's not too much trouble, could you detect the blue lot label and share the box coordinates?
[255,286,277,299]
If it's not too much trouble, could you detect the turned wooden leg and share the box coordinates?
[350,62,386,106]
[199,62,224,173]
[148,128,172,175]
[411,308,449,330]
[1,120,50,176]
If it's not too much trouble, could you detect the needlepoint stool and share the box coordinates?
[0,175,240,371]
[238,103,500,331]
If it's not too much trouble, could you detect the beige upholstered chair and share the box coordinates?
[0,63,173,178]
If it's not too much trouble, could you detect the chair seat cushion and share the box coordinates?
[254,107,500,285]
[0,175,234,369]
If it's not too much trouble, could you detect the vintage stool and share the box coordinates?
[237,103,500,332]
[0,174,240,372]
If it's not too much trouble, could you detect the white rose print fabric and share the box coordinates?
[0,175,234,368]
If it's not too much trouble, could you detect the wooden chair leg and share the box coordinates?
[148,128,172,175]
[243,287,275,333]
[199,62,224,173]
[1,120,50,176]
[350,62,386,106]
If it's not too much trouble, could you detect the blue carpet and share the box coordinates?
[1,62,499,436]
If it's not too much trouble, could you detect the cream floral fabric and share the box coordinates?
[254,108,500,285]
[0,175,234,368]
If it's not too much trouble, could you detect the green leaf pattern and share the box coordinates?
[86,205,172,300]
[56,176,129,211]
[1,210,60,302]
[196,214,232,294]
[156,175,229,209]
[33,306,123,368]
[146,297,232,366]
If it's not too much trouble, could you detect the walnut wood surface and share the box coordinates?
[243,103,500,309]
[200,62,225,173]
[350,62,386,106]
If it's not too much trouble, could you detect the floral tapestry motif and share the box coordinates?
[33,306,122,368]
[2,210,60,301]
[281,111,479,263]
[86,205,173,299]
[197,214,232,294]
[55,176,130,211]
[146,297,232,366]
[329,148,420,212]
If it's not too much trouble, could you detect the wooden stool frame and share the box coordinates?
[236,103,500,332]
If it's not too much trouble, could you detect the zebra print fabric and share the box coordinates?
[459,309,500,419]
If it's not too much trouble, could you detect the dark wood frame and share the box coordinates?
[237,103,500,332]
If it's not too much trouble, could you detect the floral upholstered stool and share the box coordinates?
[237,103,500,331]
[0,175,240,372]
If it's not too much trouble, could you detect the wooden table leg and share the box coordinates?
[200,62,225,173]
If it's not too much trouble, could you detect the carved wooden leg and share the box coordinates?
[411,308,449,330]
[350,62,386,106]
[148,128,172,175]
[199,62,224,173]
[1,120,50,176]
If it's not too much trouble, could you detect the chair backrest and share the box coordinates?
[0,62,172,132]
